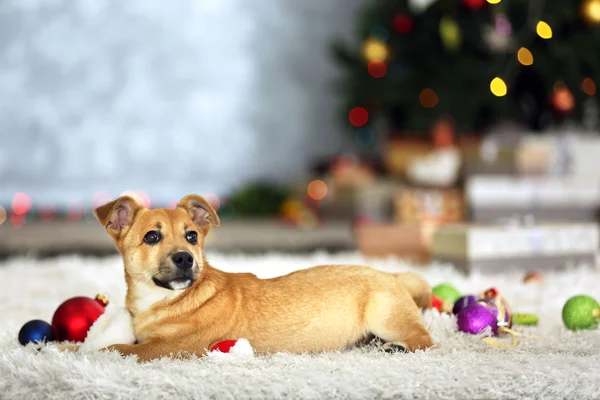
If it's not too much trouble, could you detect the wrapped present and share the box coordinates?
[383,138,433,178]
[354,222,439,264]
[431,222,600,274]
[466,175,600,223]
[394,187,465,224]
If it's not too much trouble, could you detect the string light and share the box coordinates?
[582,0,600,24]
[203,193,221,211]
[583,77,597,96]
[349,107,369,127]
[487,0,501,3]
[12,192,32,216]
[307,180,328,201]
[552,84,575,113]
[536,21,552,39]
[92,191,112,209]
[419,89,438,108]
[490,77,507,97]
[39,204,56,222]
[368,61,387,78]
[361,38,388,62]
[517,47,534,66]
[67,201,86,221]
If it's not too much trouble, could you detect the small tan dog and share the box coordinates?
[70,194,434,361]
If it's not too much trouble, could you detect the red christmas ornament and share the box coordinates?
[481,287,499,299]
[52,294,108,342]
[462,0,486,10]
[431,294,444,312]
[210,340,238,353]
[393,14,414,34]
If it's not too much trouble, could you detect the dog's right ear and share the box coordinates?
[94,196,141,240]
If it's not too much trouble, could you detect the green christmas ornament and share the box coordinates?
[432,284,461,304]
[562,295,600,331]
[513,313,539,326]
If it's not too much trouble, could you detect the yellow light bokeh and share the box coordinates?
[517,47,534,66]
[0,206,6,226]
[362,39,388,62]
[490,77,507,97]
[582,0,600,23]
[487,0,501,4]
[307,180,328,201]
[536,21,552,39]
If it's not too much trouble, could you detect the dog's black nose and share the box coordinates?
[172,251,194,270]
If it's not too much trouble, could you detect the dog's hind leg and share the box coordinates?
[365,290,434,353]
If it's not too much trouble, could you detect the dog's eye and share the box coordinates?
[143,231,161,245]
[186,231,198,244]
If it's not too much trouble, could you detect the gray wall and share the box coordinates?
[0,0,362,208]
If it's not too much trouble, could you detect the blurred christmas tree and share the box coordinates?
[332,0,600,134]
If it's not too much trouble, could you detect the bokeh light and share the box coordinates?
[307,180,328,201]
[120,191,150,208]
[92,191,113,209]
[369,25,390,42]
[302,194,321,212]
[517,47,534,66]
[419,89,438,108]
[582,0,600,24]
[552,86,575,112]
[67,201,86,221]
[355,127,375,147]
[38,204,57,222]
[0,206,6,226]
[12,192,32,216]
[393,14,414,34]
[536,21,552,39]
[136,191,151,208]
[361,38,388,62]
[368,61,387,78]
[583,77,597,95]
[10,212,26,228]
[495,16,512,36]
[204,193,221,211]
[490,77,507,97]
[349,107,369,127]
[487,0,501,4]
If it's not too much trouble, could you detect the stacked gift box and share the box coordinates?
[345,128,600,273]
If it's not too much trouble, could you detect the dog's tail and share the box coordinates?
[395,272,432,310]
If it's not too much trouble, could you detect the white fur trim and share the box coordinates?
[228,339,254,356]
[207,338,255,361]
[79,304,136,352]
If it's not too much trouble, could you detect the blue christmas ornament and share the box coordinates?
[18,319,55,346]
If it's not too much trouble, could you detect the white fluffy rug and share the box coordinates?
[1,252,600,400]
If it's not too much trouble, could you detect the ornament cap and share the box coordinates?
[94,294,109,308]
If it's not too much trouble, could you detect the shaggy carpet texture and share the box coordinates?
[1,252,600,400]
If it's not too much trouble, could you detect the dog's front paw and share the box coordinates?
[381,342,407,354]
[54,344,81,352]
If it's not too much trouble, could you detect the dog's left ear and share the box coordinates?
[177,194,220,235]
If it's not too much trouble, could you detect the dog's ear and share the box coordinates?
[94,196,142,240]
[177,194,220,235]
